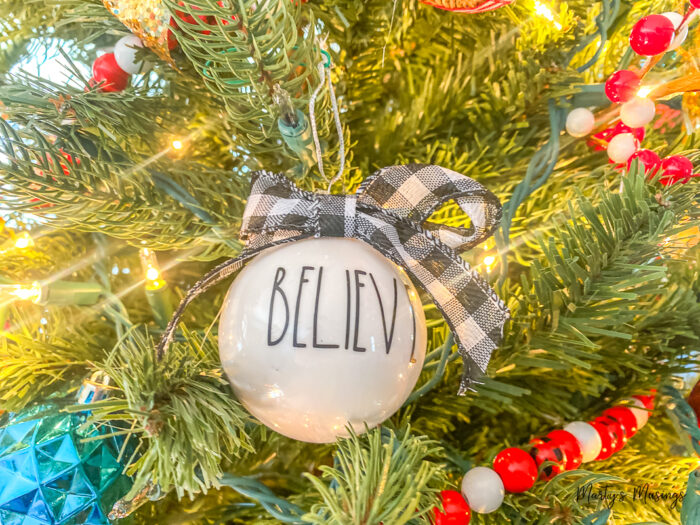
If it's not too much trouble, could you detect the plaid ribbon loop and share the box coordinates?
[156,164,509,395]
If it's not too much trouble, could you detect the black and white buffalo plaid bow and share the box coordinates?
[156,164,510,394]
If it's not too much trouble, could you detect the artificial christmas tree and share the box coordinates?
[1,0,699,524]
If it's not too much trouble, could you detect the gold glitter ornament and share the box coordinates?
[103,0,175,66]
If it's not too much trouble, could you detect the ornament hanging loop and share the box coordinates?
[308,41,346,193]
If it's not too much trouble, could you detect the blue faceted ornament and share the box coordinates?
[0,405,133,525]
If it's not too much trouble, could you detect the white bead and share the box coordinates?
[620,97,656,128]
[607,133,638,164]
[218,238,427,443]
[662,12,688,50]
[564,421,602,462]
[461,467,505,514]
[629,398,650,429]
[114,35,146,75]
[566,108,596,138]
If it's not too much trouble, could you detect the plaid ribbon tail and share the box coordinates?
[354,209,509,394]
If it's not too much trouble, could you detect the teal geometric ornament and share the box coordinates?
[0,405,133,525]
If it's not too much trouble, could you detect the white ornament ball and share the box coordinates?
[564,421,603,463]
[662,12,688,50]
[607,132,638,164]
[566,108,596,138]
[620,97,656,129]
[461,466,505,514]
[219,237,427,443]
[629,398,650,430]
[114,35,147,75]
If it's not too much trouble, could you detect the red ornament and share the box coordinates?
[594,416,626,453]
[659,156,694,185]
[589,122,645,151]
[213,0,237,26]
[434,490,471,525]
[691,0,700,8]
[605,70,641,104]
[168,2,216,48]
[546,430,582,471]
[602,406,639,439]
[627,149,661,175]
[420,0,513,13]
[493,448,538,493]
[590,419,619,460]
[630,15,675,56]
[91,53,130,92]
[529,438,566,480]
[175,2,214,33]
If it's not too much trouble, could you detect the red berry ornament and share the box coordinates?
[692,0,700,8]
[529,438,566,480]
[630,15,675,56]
[434,490,471,525]
[659,156,694,185]
[605,70,641,104]
[627,149,661,175]
[493,448,538,493]
[603,406,639,439]
[91,53,130,92]
[547,430,583,471]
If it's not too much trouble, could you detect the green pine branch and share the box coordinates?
[302,427,445,525]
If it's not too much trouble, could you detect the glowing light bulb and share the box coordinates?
[14,233,34,249]
[483,255,497,273]
[146,267,160,281]
[140,248,166,291]
[534,1,563,30]
[171,139,183,150]
[637,86,653,98]
[1,282,42,303]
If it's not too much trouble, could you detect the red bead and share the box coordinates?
[529,437,566,480]
[633,390,657,410]
[605,70,641,104]
[627,149,661,175]
[434,490,471,525]
[603,406,639,439]
[589,122,645,151]
[594,416,625,453]
[493,448,538,493]
[590,419,620,460]
[692,1,700,8]
[630,15,675,56]
[546,430,582,470]
[659,156,694,185]
[91,53,130,92]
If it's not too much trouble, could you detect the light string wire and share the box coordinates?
[497,0,619,281]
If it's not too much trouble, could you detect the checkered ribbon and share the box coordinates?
[156,164,509,394]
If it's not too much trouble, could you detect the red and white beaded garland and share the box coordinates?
[89,35,148,92]
[563,5,696,186]
[432,392,655,524]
